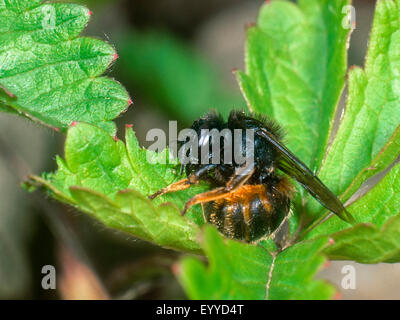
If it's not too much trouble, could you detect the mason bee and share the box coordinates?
[149,110,354,242]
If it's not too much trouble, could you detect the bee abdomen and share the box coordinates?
[204,183,291,242]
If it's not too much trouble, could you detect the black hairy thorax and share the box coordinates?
[181,110,284,186]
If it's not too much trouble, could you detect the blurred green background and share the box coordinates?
[2,0,397,300]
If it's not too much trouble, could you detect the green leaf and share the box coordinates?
[237,0,350,171]
[70,187,201,253]
[324,214,400,263]
[116,31,244,123]
[28,122,209,253]
[267,239,335,300]
[179,227,335,300]
[0,0,130,134]
[309,0,400,216]
[307,162,400,238]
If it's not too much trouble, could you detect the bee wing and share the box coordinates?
[256,128,355,224]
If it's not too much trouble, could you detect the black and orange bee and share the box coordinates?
[149,110,354,242]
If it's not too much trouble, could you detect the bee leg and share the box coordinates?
[182,165,255,215]
[182,187,227,215]
[148,164,216,200]
[225,164,256,191]
[148,178,192,200]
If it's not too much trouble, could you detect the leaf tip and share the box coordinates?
[171,263,181,276]
[349,65,359,71]
[245,22,256,30]
[0,85,16,99]
[333,291,342,300]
